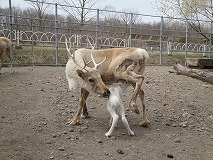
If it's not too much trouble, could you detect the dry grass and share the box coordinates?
[3,45,206,66]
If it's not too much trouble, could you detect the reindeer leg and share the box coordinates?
[7,49,12,73]
[128,76,144,114]
[138,89,150,127]
[114,62,143,114]
[115,75,143,114]
[69,88,89,125]
[0,57,2,74]
[125,62,144,114]
[105,106,119,137]
[81,89,90,119]
[0,49,6,74]
[120,103,134,135]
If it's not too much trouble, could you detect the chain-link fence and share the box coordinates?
[0,0,212,66]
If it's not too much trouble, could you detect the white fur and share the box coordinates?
[105,83,134,137]
[65,50,86,91]
[136,48,149,60]
[65,45,150,126]
[65,58,78,90]
[66,74,78,90]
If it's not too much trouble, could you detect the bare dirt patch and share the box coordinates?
[0,66,212,160]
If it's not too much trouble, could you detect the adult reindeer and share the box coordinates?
[0,37,12,74]
[65,38,150,126]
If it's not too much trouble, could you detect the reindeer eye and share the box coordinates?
[88,78,95,83]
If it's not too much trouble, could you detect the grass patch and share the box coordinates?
[3,45,207,66]
[12,45,69,65]
[148,51,204,65]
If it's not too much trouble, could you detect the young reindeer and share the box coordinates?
[105,81,134,137]
[0,37,12,74]
[65,38,150,127]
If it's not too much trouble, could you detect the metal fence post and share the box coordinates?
[185,19,188,65]
[160,16,163,65]
[129,12,133,47]
[210,21,212,58]
[96,9,99,49]
[55,3,59,66]
[210,0,213,58]
[9,0,13,65]
[31,19,34,54]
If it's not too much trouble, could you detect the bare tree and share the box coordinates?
[24,0,51,31]
[101,5,117,20]
[62,0,101,46]
[155,0,212,42]
[62,0,101,26]
[120,9,140,43]
[120,9,139,26]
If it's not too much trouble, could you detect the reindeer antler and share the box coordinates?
[91,49,107,70]
[65,37,74,60]
[87,37,107,70]
[65,37,91,70]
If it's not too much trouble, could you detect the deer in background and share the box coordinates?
[0,37,12,74]
[65,38,150,127]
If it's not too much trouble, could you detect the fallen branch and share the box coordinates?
[173,63,213,84]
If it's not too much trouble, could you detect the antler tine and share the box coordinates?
[87,37,107,69]
[82,58,93,69]
[85,59,93,66]
[87,37,94,49]
[65,37,89,71]
[90,48,107,70]
[65,37,73,58]
[96,53,107,68]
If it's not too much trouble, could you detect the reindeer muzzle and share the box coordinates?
[103,89,110,98]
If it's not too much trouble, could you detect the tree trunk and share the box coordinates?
[173,63,213,84]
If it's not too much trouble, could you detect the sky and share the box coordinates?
[1,0,161,21]
[101,0,158,15]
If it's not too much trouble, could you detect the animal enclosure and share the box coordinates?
[0,0,212,66]
[0,66,212,159]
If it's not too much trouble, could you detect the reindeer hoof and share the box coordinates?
[128,130,135,136]
[129,103,140,114]
[68,118,80,125]
[139,119,150,127]
[130,106,140,114]
[81,114,90,119]
[134,108,140,115]
[105,132,112,137]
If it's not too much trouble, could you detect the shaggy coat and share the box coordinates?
[0,37,12,73]
[66,44,150,126]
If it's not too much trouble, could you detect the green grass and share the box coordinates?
[12,45,70,65]
[148,51,205,65]
[3,45,209,66]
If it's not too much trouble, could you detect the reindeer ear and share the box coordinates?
[76,69,85,78]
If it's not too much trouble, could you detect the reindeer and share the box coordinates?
[0,37,12,74]
[65,38,150,127]
[105,81,134,137]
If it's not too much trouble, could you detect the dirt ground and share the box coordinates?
[0,66,212,160]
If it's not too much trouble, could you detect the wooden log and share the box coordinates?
[173,63,213,84]
[186,58,213,68]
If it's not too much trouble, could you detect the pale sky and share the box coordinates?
[1,0,159,15]
[102,0,158,15]
[1,0,161,21]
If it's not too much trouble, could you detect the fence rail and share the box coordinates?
[0,0,212,66]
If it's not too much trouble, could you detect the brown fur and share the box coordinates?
[0,37,12,73]
[66,44,150,126]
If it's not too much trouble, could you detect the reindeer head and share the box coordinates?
[65,38,110,98]
[76,68,110,97]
